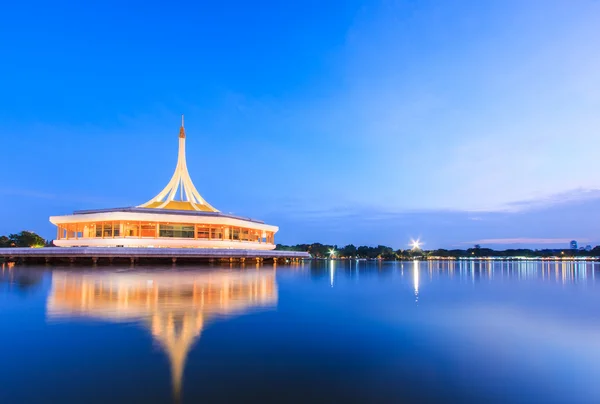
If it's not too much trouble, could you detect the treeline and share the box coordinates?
[276,243,600,259]
[276,243,415,259]
[0,231,48,248]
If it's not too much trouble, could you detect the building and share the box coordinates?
[50,117,278,249]
[570,240,578,250]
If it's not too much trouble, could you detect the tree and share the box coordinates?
[340,244,357,258]
[0,235,13,247]
[7,231,46,248]
[377,245,396,260]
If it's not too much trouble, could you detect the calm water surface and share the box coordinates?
[1,260,600,403]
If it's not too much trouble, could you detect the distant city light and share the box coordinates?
[329,248,336,257]
[410,239,421,250]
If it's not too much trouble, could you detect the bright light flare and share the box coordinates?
[410,239,421,250]
[329,248,336,257]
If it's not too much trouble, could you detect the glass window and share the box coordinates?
[159,224,195,238]
[83,223,95,238]
[124,223,140,237]
[248,229,260,242]
[232,227,240,240]
[241,228,250,241]
[197,226,210,239]
[141,223,156,238]
[94,223,102,238]
[103,222,113,238]
[211,227,223,240]
[113,222,121,237]
[66,223,77,239]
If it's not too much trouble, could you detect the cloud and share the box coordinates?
[268,189,600,248]
[501,188,600,213]
[296,1,600,212]
[0,188,57,200]
[464,238,589,246]
[0,188,128,207]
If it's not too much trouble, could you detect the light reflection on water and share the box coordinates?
[1,260,600,403]
[47,268,277,402]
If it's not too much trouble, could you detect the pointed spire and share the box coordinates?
[139,117,219,212]
[179,114,185,138]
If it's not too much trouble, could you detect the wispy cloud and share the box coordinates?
[501,188,600,213]
[0,188,127,206]
[464,238,589,246]
[0,188,57,200]
[267,191,600,248]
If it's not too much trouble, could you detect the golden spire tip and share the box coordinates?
[179,115,186,138]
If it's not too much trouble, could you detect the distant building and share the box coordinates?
[570,240,578,250]
[586,245,592,252]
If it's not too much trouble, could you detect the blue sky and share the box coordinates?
[1,0,600,249]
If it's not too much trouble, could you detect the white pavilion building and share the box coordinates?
[50,117,278,249]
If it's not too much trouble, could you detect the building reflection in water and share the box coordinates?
[46,268,277,402]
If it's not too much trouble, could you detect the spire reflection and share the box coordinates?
[46,269,277,403]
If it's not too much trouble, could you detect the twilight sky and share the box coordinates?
[1,0,600,249]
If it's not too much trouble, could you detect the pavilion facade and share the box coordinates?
[50,117,278,249]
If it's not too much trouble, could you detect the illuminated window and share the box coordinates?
[211,227,223,240]
[124,223,140,237]
[197,226,210,239]
[113,222,120,237]
[103,222,113,238]
[159,224,194,238]
[141,223,156,237]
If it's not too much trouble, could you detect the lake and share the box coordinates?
[1,260,599,403]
